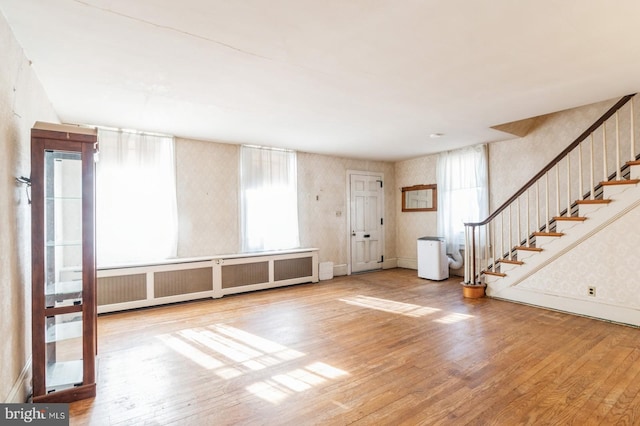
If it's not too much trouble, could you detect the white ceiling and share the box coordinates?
[2,1,640,161]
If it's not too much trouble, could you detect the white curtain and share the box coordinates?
[96,129,178,265]
[240,145,300,252]
[437,144,489,256]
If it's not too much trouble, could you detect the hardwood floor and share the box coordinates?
[69,268,640,425]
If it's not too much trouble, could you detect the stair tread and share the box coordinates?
[626,160,640,166]
[499,259,524,265]
[515,246,543,252]
[533,232,564,237]
[553,216,587,222]
[601,179,640,186]
[575,199,612,205]
[484,270,507,277]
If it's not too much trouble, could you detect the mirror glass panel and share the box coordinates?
[401,184,437,212]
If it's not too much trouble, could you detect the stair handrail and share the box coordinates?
[463,93,636,284]
[466,94,635,229]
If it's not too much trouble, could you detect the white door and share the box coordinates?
[350,173,384,273]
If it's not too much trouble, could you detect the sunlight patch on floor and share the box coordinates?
[246,362,349,404]
[157,334,226,371]
[338,295,441,317]
[159,324,350,405]
[434,312,474,324]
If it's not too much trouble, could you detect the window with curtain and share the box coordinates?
[437,144,489,256]
[240,145,300,252]
[96,129,178,265]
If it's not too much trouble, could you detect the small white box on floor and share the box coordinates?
[319,261,334,280]
[417,237,449,280]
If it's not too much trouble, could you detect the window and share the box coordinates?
[240,145,299,252]
[96,129,177,265]
[437,144,489,255]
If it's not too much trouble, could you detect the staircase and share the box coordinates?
[464,94,640,326]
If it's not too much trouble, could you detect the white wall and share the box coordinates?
[0,11,59,402]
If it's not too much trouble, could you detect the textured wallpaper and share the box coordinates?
[517,203,640,307]
[175,142,396,268]
[175,138,240,257]
[297,152,396,266]
[0,12,59,402]
[394,155,438,263]
[488,98,621,211]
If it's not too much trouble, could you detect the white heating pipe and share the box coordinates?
[448,250,464,270]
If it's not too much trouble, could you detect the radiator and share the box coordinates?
[155,267,213,297]
[97,274,146,305]
[97,249,319,313]
[222,261,269,289]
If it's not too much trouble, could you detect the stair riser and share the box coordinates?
[500,262,520,273]
[484,274,502,284]
[578,203,608,216]
[555,220,581,233]
[603,184,634,199]
[631,164,640,180]
[535,235,561,248]
[516,249,538,260]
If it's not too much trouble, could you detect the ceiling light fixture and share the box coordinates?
[429,133,445,139]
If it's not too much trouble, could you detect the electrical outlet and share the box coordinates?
[588,286,596,297]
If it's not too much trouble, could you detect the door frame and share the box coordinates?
[346,170,385,275]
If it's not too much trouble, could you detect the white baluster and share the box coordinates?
[485,224,490,272]
[590,133,595,200]
[535,180,540,232]
[508,204,512,260]
[500,212,504,261]
[603,121,608,182]
[516,196,521,248]
[556,165,560,217]
[578,143,583,200]
[616,111,620,180]
[567,155,571,215]
[491,219,495,269]
[545,171,550,231]
[525,189,531,247]
[632,100,636,161]
[464,226,469,283]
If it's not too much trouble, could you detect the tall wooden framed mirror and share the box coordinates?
[401,184,437,212]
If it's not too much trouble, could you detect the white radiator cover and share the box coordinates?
[97,248,319,313]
